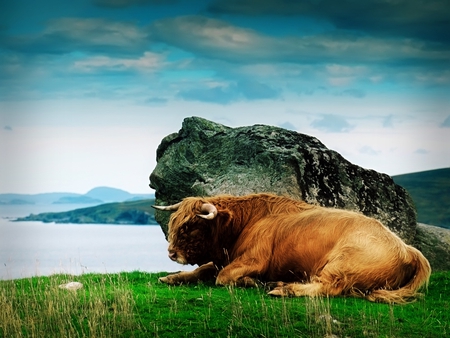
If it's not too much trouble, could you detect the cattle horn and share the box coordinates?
[197,203,217,220]
[151,202,181,211]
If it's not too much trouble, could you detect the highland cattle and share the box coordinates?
[153,193,431,303]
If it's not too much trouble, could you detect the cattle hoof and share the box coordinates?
[266,281,286,290]
[236,276,257,287]
[268,287,289,297]
[159,275,181,285]
[159,276,169,284]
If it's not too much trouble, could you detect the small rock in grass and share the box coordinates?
[59,281,83,291]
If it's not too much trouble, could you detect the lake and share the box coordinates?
[0,204,193,280]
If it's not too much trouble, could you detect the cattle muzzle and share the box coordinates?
[168,249,188,264]
[168,250,178,261]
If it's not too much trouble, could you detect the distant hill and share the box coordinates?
[84,187,153,202]
[0,198,34,205]
[53,196,103,204]
[392,168,450,229]
[0,187,154,205]
[15,199,157,225]
[0,192,80,205]
[85,187,134,202]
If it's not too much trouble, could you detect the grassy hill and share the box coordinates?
[392,168,450,229]
[15,199,157,225]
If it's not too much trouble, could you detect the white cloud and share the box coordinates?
[94,0,178,8]
[44,18,148,50]
[326,64,367,76]
[326,64,368,87]
[414,69,450,85]
[383,115,395,128]
[278,121,297,131]
[328,76,354,87]
[441,115,450,128]
[339,89,365,98]
[149,16,450,66]
[359,145,380,156]
[73,52,165,72]
[414,148,429,155]
[311,114,354,133]
[3,18,150,55]
[369,75,384,83]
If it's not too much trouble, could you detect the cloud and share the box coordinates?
[2,18,149,55]
[4,125,13,131]
[359,145,380,156]
[326,64,367,77]
[72,52,165,72]
[383,115,395,128]
[177,85,235,104]
[236,80,280,100]
[278,122,296,131]
[1,4,447,106]
[414,148,429,155]
[93,0,178,8]
[144,97,168,105]
[176,80,280,104]
[441,115,450,128]
[339,89,365,98]
[325,64,370,89]
[311,114,354,133]
[207,0,450,43]
[148,16,449,67]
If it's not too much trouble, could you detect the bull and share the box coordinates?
[153,193,431,303]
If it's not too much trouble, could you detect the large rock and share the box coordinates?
[149,116,450,270]
[415,224,450,270]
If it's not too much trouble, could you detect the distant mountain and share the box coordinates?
[85,187,153,202]
[0,198,34,205]
[53,196,103,204]
[15,199,157,225]
[0,192,80,205]
[0,187,154,205]
[85,187,130,202]
[392,168,450,229]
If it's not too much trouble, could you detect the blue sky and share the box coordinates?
[0,0,449,194]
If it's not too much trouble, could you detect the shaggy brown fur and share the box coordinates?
[157,193,431,303]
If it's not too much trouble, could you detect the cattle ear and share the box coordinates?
[197,203,217,220]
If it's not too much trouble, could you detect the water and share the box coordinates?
[0,204,192,280]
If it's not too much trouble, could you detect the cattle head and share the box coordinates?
[153,197,221,266]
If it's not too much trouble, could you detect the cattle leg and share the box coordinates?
[215,261,265,287]
[268,277,344,298]
[159,262,217,285]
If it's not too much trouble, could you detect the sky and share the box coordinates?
[0,0,449,194]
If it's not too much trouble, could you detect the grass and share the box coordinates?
[1,271,449,338]
[392,168,450,229]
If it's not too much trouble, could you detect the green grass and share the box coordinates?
[1,271,449,338]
